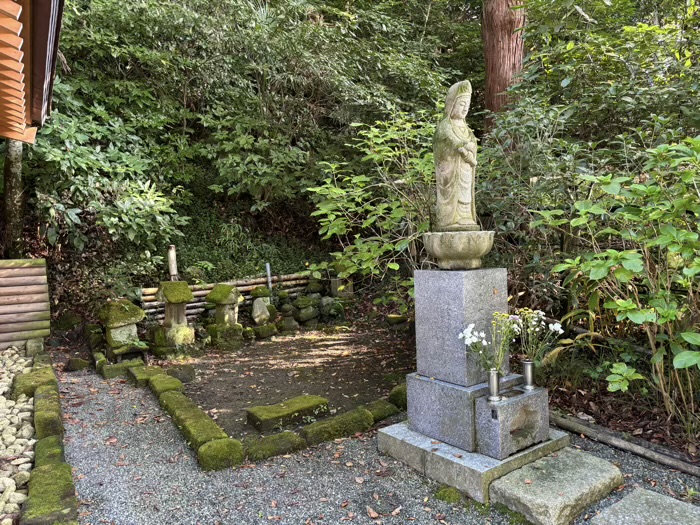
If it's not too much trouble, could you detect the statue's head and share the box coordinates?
[445,80,472,119]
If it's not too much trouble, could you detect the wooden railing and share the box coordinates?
[139,273,310,321]
[0,259,50,350]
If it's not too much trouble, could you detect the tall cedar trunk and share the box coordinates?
[482,0,526,120]
[3,139,24,258]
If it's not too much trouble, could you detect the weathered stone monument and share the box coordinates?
[153,281,195,349]
[378,79,569,504]
[98,298,146,362]
[205,283,245,347]
[379,80,624,524]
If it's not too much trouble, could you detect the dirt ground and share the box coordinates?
[181,327,415,438]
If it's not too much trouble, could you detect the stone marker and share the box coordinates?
[252,297,271,326]
[591,488,700,525]
[205,284,243,327]
[98,299,146,362]
[489,448,624,525]
[155,282,195,347]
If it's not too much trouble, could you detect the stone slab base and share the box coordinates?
[377,422,569,503]
[591,489,700,525]
[490,447,623,525]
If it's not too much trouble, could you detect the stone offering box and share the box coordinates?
[379,269,568,504]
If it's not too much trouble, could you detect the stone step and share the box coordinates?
[591,488,700,525]
[489,447,623,525]
[246,395,329,431]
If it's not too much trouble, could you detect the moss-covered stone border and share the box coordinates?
[15,352,80,525]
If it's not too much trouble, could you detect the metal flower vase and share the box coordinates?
[522,359,535,390]
[488,368,501,401]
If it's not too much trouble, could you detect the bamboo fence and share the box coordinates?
[139,273,310,321]
[0,259,50,350]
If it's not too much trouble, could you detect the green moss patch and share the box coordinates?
[206,284,241,305]
[300,407,374,446]
[101,358,144,379]
[159,391,227,450]
[34,435,65,467]
[306,281,324,294]
[197,438,244,471]
[491,503,534,525]
[435,486,463,504]
[92,352,107,374]
[363,399,399,423]
[157,281,194,304]
[22,462,78,525]
[32,353,52,369]
[244,431,306,462]
[250,286,272,298]
[12,366,57,400]
[34,385,64,440]
[149,374,184,396]
[293,296,318,309]
[253,323,277,340]
[98,299,145,328]
[389,383,407,410]
[83,323,104,350]
[207,323,243,349]
[66,358,91,372]
[246,395,329,431]
[128,366,165,387]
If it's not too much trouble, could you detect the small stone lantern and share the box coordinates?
[155,281,195,347]
[205,284,243,327]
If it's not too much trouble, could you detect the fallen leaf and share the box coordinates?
[524,479,532,484]
[366,506,379,519]
[355,477,364,484]
[391,506,402,516]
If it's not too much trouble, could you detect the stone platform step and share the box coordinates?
[378,422,569,503]
[591,488,700,525]
[489,447,623,525]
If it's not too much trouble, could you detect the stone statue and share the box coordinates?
[423,80,494,269]
[434,80,479,232]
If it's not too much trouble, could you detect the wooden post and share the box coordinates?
[168,245,178,281]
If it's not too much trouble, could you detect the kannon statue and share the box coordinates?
[433,80,479,232]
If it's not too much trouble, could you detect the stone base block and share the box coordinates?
[475,386,549,460]
[591,488,700,525]
[105,324,138,348]
[490,447,623,525]
[378,422,569,504]
[414,269,508,387]
[407,372,523,452]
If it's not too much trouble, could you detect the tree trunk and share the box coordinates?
[482,0,526,119]
[3,139,24,258]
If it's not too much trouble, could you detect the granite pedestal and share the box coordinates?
[415,269,508,387]
[407,372,523,452]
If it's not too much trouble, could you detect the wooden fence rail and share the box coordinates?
[139,273,310,321]
[0,259,50,350]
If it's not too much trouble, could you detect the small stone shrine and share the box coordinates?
[154,281,195,348]
[205,284,245,347]
[98,298,146,362]
[378,80,569,504]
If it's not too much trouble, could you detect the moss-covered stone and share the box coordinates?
[363,399,400,423]
[301,318,319,330]
[296,306,320,322]
[156,281,194,304]
[98,299,145,328]
[253,323,277,340]
[22,462,78,525]
[149,374,184,396]
[205,284,242,305]
[128,366,164,387]
[34,435,65,467]
[83,323,104,350]
[12,366,57,400]
[277,290,289,301]
[167,325,196,346]
[207,323,243,349]
[166,364,195,383]
[152,346,176,358]
[491,503,534,525]
[159,391,227,450]
[300,407,374,446]
[250,286,272,298]
[34,385,64,440]
[293,296,318,309]
[247,395,329,431]
[53,311,82,332]
[105,324,138,348]
[266,304,278,318]
[92,352,107,374]
[280,303,296,315]
[306,280,325,294]
[66,358,91,372]
[197,438,244,471]
[241,327,256,340]
[389,383,407,410]
[435,486,463,504]
[244,431,307,462]
[32,353,52,369]
[101,358,144,379]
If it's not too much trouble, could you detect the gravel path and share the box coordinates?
[60,370,699,525]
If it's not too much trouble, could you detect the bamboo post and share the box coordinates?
[265,263,272,290]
